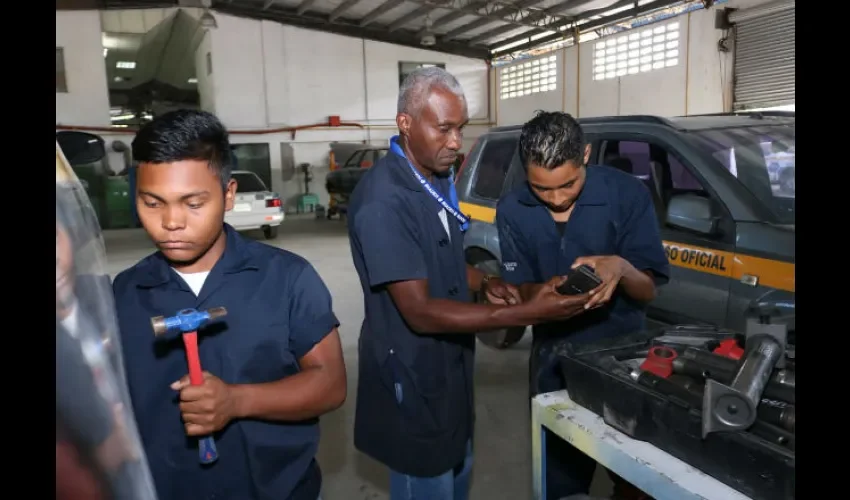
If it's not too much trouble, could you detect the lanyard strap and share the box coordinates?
[390,137,469,231]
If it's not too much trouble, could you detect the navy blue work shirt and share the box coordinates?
[347,147,475,478]
[496,165,670,345]
[113,225,339,500]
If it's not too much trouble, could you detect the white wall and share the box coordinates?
[198,13,493,207]
[496,6,734,125]
[56,11,111,127]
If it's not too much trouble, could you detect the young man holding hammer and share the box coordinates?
[113,109,346,500]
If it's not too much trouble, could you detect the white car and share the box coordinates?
[225,170,284,239]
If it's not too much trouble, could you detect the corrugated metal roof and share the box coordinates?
[76,0,698,59]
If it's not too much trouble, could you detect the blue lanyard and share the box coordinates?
[390,136,469,232]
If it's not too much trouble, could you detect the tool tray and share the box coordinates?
[554,325,795,500]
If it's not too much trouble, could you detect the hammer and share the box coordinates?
[151,307,228,464]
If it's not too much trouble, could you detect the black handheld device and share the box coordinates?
[556,264,603,295]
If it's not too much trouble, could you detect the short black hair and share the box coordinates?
[132,109,232,188]
[518,111,586,170]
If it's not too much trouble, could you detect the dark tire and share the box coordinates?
[471,257,527,350]
[262,225,278,240]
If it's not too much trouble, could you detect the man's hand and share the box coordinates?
[571,255,630,309]
[482,276,522,305]
[171,371,237,436]
[525,276,591,322]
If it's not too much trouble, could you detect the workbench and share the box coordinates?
[531,390,753,500]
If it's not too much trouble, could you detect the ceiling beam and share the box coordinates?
[296,0,318,16]
[215,3,490,59]
[387,5,435,33]
[441,0,549,40]
[464,0,608,46]
[329,0,365,22]
[359,0,405,27]
[491,0,687,54]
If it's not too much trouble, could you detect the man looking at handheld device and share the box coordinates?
[348,67,593,500]
[496,111,670,499]
[113,109,346,500]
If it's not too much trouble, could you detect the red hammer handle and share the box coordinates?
[182,331,205,386]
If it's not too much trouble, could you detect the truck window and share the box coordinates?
[473,136,517,200]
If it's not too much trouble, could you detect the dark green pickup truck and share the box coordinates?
[454,112,795,349]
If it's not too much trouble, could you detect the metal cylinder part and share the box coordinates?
[151,316,168,336]
[757,400,795,433]
[673,352,795,404]
[731,335,783,404]
[207,307,228,320]
[703,334,782,434]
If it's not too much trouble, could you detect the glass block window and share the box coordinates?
[499,55,558,100]
[593,21,680,81]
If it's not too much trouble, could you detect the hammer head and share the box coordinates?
[151,307,228,339]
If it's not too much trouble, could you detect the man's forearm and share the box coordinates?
[619,263,657,304]
[406,298,540,334]
[231,367,345,422]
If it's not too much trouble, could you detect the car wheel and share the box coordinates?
[263,225,278,240]
[471,257,527,350]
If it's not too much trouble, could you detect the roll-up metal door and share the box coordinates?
[732,0,795,110]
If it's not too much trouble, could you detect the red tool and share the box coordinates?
[640,346,678,378]
[713,338,745,360]
[151,307,228,464]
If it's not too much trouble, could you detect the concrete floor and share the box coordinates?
[102,216,612,500]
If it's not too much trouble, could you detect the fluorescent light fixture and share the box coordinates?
[188,77,198,83]
[116,61,136,69]
[103,48,108,57]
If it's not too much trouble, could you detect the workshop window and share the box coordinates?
[56,47,68,93]
[472,136,517,200]
[499,54,558,100]
[399,62,446,87]
[592,21,680,81]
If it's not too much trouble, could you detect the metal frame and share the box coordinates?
[531,391,752,500]
[62,0,699,60]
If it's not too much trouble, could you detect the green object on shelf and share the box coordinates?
[297,193,320,213]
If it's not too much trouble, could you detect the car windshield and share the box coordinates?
[233,172,268,193]
[688,123,795,224]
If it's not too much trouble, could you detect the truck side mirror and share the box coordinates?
[666,194,719,235]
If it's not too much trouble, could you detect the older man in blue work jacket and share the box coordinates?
[496,111,670,499]
[348,68,597,500]
[113,109,347,500]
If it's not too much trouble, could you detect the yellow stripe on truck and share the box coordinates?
[458,201,795,294]
[662,241,795,293]
[459,201,496,224]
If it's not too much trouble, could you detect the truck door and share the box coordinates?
[594,132,735,327]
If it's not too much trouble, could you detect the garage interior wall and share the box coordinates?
[496,6,734,126]
[200,13,491,207]
[56,9,492,209]
[56,10,112,128]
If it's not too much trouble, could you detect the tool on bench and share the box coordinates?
[672,349,795,404]
[629,370,796,435]
[151,307,228,464]
[701,315,787,438]
[638,346,678,379]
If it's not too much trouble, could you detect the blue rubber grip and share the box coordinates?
[199,436,219,464]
